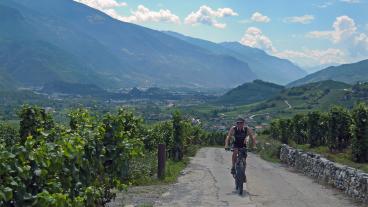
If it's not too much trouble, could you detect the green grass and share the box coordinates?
[255,135,368,173]
[137,204,153,207]
[163,159,189,183]
[132,146,199,186]
[131,158,190,186]
[254,134,282,163]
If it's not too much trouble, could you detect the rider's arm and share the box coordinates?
[247,127,257,148]
[225,127,234,148]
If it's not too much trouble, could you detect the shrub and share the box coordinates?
[291,114,308,144]
[327,106,352,152]
[279,119,292,144]
[352,103,368,163]
[307,111,328,147]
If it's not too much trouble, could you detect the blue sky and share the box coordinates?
[75,0,368,71]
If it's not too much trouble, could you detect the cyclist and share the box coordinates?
[224,117,257,175]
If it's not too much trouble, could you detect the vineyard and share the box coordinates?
[0,106,225,206]
[269,102,368,164]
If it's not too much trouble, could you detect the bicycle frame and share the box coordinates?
[234,147,247,195]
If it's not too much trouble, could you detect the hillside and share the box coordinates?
[249,80,353,115]
[0,0,257,89]
[0,71,16,90]
[216,80,284,105]
[165,31,306,85]
[288,59,368,87]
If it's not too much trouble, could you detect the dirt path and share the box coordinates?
[155,147,363,207]
[284,100,292,109]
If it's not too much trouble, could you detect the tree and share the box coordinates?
[292,114,308,144]
[172,110,184,161]
[328,106,352,152]
[270,119,280,141]
[307,111,328,147]
[279,119,292,144]
[352,103,368,163]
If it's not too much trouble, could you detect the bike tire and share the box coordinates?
[238,175,244,195]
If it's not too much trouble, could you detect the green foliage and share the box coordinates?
[269,103,368,164]
[0,106,145,206]
[145,121,173,151]
[249,80,352,115]
[19,105,54,143]
[0,103,220,206]
[292,114,308,144]
[172,111,184,161]
[270,119,280,141]
[0,122,19,147]
[216,80,284,105]
[352,103,368,163]
[307,111,328,147]
[205,131,226,146]
[327,106,352,152]
[352,82,368,98]
[279,119,292,144]
[253,134,282,163]
[270,119,292,144]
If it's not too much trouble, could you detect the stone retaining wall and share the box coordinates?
[280,144,368,203]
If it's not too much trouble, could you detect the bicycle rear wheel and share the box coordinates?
[236,175,243,195]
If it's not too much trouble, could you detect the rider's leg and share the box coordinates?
[231,148,238,173]
[232,148,238,167]
[243,156,247,182]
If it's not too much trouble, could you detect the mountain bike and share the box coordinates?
[225,147,247,195]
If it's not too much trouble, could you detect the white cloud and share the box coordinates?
[317,1,334,8]
[185,5,238,29]
[238,26,363,67]
[121,5,180,24]
[354,33,368,52]
[307,15,368,56]
[308,15,357,43]
[355,33,368,43]
[74,0,127,10]
[276,48,347,66]
[240,27,276,53]
[250,12,270,23]
[75,1,179,24]
[284,15,315,24]
[340,0,360,3]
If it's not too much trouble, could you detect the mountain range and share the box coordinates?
[0,0,308,90]
[164,32,307,85]
[288,59,368,87]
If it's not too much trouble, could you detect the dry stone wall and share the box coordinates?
[280,144,368,203]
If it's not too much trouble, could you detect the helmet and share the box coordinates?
[236,117,245,123]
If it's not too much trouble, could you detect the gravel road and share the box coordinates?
[155,147,363,207]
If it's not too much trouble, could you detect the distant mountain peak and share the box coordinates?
[164,31,306,85]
